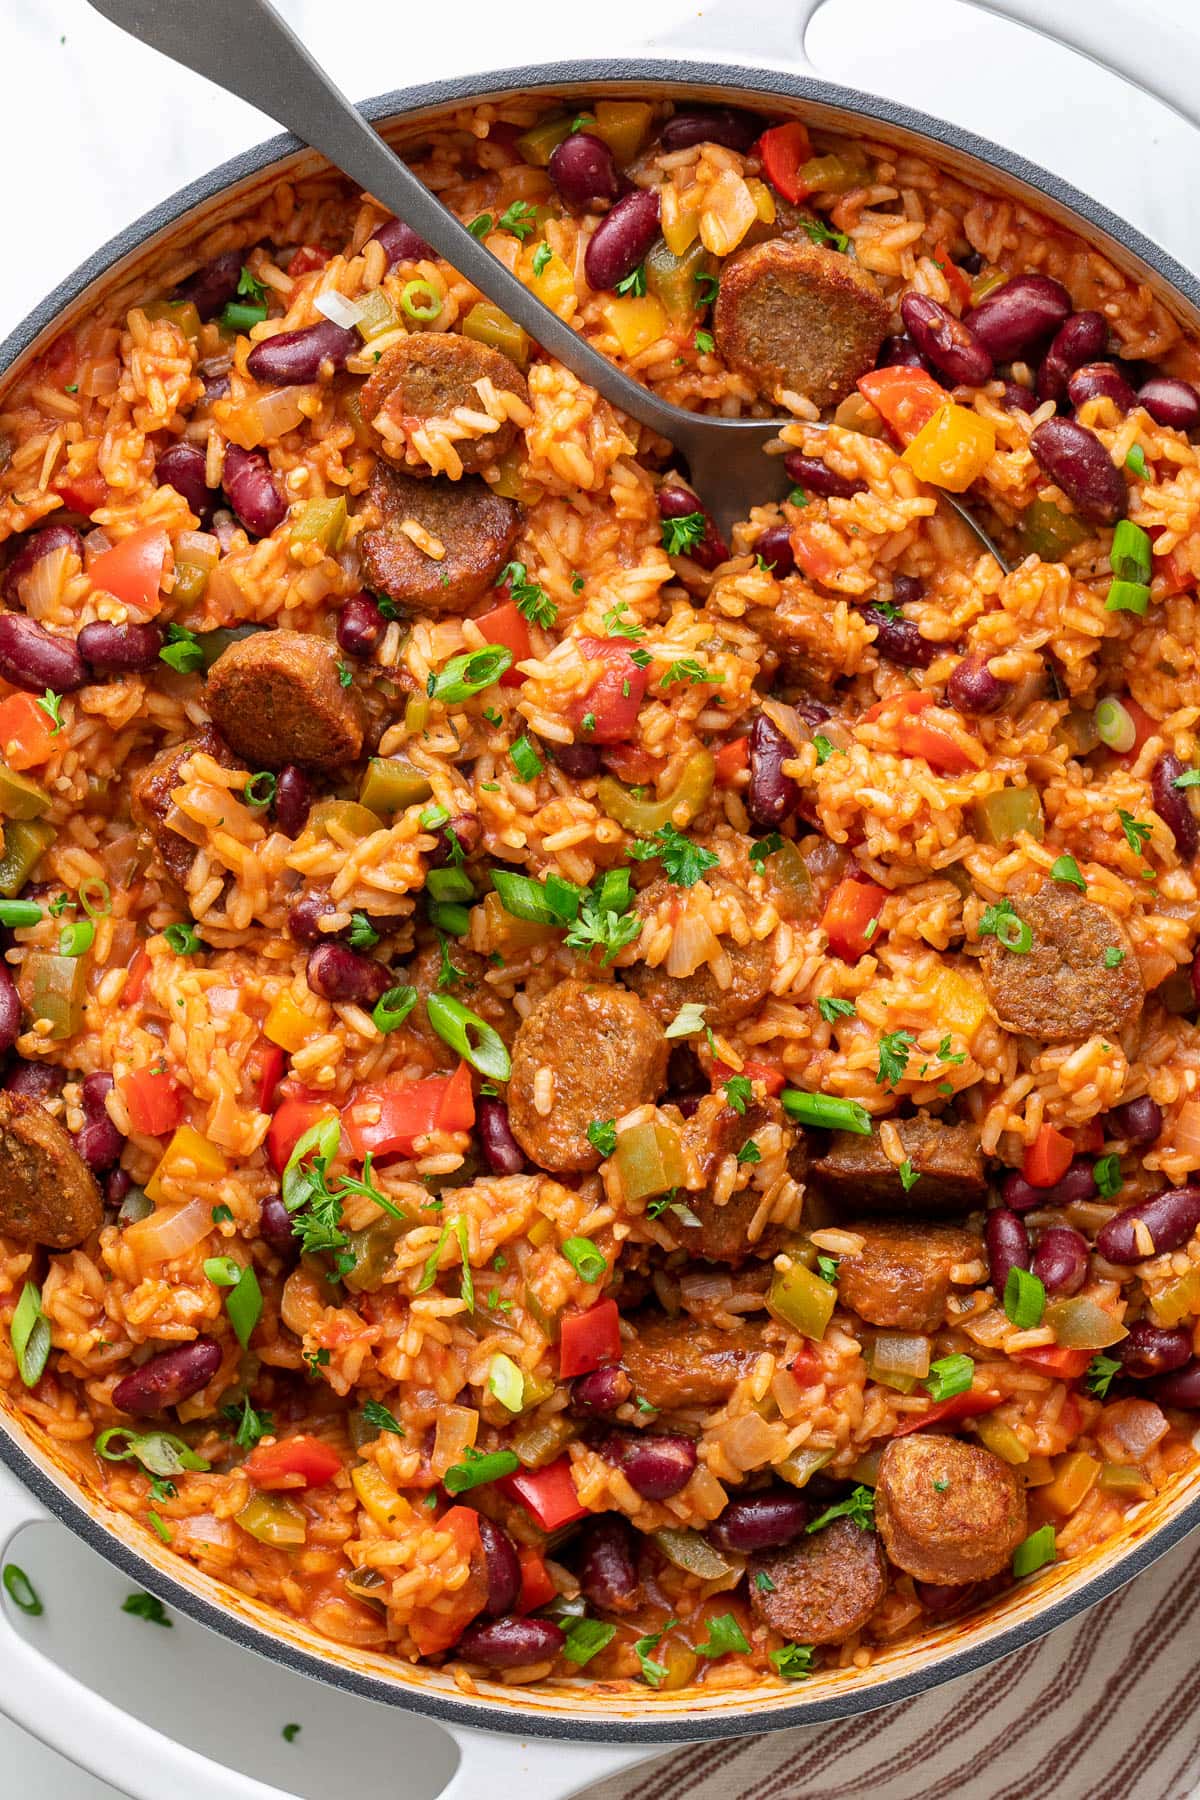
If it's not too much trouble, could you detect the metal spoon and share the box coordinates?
[85,0,1006,564]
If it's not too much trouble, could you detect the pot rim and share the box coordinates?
[3,52,1200,1744]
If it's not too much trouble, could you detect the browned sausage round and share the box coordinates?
[406,941,519,1068]
[507,979,667,1172]
[0,1090,103,1248]
[875,1435,1027,1584]
[713,238,890,407]
[206,631,365,770]
[360,466,522,613]
[836,1221,984,1333]
[620,1313,768,1410]
[978,884,1143,1041]
[361,334,528,477]
[662,1090,791,1262]
[623,876,776,1030]
[749,1515,886,1645]
[130,725,235,888]
[811,1116,986,1215]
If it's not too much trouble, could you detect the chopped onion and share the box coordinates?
[314,290,366,330]
[21,547,72,620]
[175,529,220,573]
[83,528,112,560]
[125,1193,213,1262]
[431,1404,479,1478]
[249,387,311,443]
[1172,1097,1200,1164]
[79,357,120,399]
[665,908,723,980]
[871,1331,932,1379]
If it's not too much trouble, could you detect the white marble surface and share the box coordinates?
[2,0,1200,1795]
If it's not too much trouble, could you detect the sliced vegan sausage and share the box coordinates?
[623,876,776,1030]
[360,466,522,614]
[130,725,236,889]
[620,1313,768,1410]
[0,1090,103,1248]
[977,883,1143,1041]
[875,1434,1027,1584]
[660,1091,791,1262]
[507,979,668,1172]
[361,334,528,477]
[835,1220,984,1333]
[811,1116,987,1215]
[206,630,365,770]
[750,1516,886,1645]
[713,237,890,408]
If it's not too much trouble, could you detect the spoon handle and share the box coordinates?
[84,0,697,442]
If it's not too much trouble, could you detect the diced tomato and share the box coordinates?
[474,596,532,688]
[559,1299,621,1379]
[341,1062,475,1160]
[500,1457,588,1531]
[53,470,107,516]
[1014,1346,1092,1381]
[247,1041,285,1113]
[287,244,328,277]
[1058,1393,1083,1436]
[1153,548,1190,597]
[714,736,749,784]
[411,1506,488,1655]
[790,1344,824,1388]
[756,121,814,204]
[0,693,58,769]
[893,1391,1003,1436]
[857,367,948,444]
[790,521,841,587]
[1071,1119,1105,1155]
[244,1434,343,1490]
[566,637,648,745]
[266,1096,333,1174]
[1023,1123,1074,1189]
[821,877,887,961]
[936,243,973,311]
[89,526,170,612]
[714,1058,785,1097]
[1114,698,1159,763]
[894,698,978,774]
[123,947,151,1007]
[516,1547,557,1614]
[118,1066,184,1137]
[602,742,659,786]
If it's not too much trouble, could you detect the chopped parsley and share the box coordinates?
[347,911,380,950]
[876,1028,916,1089]
[660,657,722,688]
[754,1569,776,1593]
[660,510,708,557]
[749,832,783,871]
[898,1158,919,1192]
[694,329,714,354]
[723,1075,753,1114]
[211,1204,234,1224]
[1173,767,1200,789]
[282,1724,302,1744]
[694,272,720,305]
[35,689,64,734]
[1051,853,1087,892]
[336,660,353,688]
[770,1644,815,1680]
[602,602,645,639]
[813,734,837,765]
[806,1486,875,1534]
[361,1399,405,1436]
[735,1139,761,1166]
[634,1619,676,1687]
[818,996,856,1024]
[563,891,641,964]
[220,1396,274,1449]
[1118,809,1152,855]
[629,821,720,887]
[800,217,850,253]
[160,623,204,673]
[694,1613,750,1659]
[497,559,557,628]
[497,200,537,241]
[1093,1153,1123,1199]
[509,734,544,783]
[1085,1353,1121,1398]
[816,1254,839,1284]
[122,1592,172,1627]
[531,242,553,278]
[1104,947,1126,968]
[615,263,647,298]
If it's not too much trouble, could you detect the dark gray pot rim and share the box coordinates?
[2,53,1198,1747]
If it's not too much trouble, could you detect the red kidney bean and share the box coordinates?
[548,134,620,210]
[456,1615,565,1667]
[477,1516,522,1617]
[1029,417,1127,525]
[892,574,924,606]
[274,765,311,839]
[1152,753,1199,860]
[659,107,761,153]
[2,523,84,606]
[1150,1358,1200,1410]
[1138,376,1200,430]
[1031,1225,1089,1296]
[747,711,800,830]
[966,274,1072,360]
[900,293,993,386]
[993,383,1034,415]
[4,1061,63,1098]
[584,188,661,293]
[1097,1185,1200,1264]
[864,604,937,669]
[571,1364,633,1415]
[1067,362,1137,413]
[915,1580,976,1615]
[111,1337,223,1415]
[155,442,212,518]
[177,251,243,320]
[876,334,933,373]
[755,524,795,577]
[657,482,728,570]
[258,1193,298,1256]
[0,967,19,1057]
[793,697,831,726]
[1036,311,1107,403]
[306,944,390,1007]
[607,1430,696,1499]
[426,813,480,871]
[287,889,339,944]
[549,739,601,779]
[104,1167,131,1207]
[579,1517,640,1612]
[985,1207,1030,1295]
[1118,1323,1192,1379]
[73,1071,123,1172]
[1001,1158,1097,1214]
[709,1491,809,1553]
[370,216,433,267]
[77,621,165,673]
[1105,1095,1163,1146]
[247,320,357,387]
[222,446,287,538]
[477,1098,525,1176]
[337,594,385,659]
[783,452,866,501]
[0,615,88,694]
[201,368,232,404]
[961,250,985,275]
[947,654,1011,715]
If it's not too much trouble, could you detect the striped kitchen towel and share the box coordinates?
[584,1529,1200,1800]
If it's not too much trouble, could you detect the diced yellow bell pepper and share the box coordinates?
[526,1215,555,1249]
[141,299,202,341]
[597,295,669,360]
[236,1492,307,1547]
[615,1119,686,1202]
[591,100,653,164]
[926,965,988,1046]
[145,1125,227,1204]
[976,1414,1030,1466]
[351,1462,414,1533]
[523,247,574,314]
[901,403,996,493]
[1042,1450,1101,1518]
[263,989,324,1054]
[746,178,776,228]
[1151,1264,1200,1329]
[661,187,701,258]
[1021,1454,1056,1488]
[462,301,530,370]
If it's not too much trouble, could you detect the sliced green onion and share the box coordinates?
[924,1353,974,1402]
[220,299,267,333]
[1094,696,1136,753]
[427,901,471,935]
[1110,520,1152,585]
[10,1281,50,1388]
[225,1264,262,1349]
[399,280,442,322]
[509,735,543,783]
[491,869,578,925]
[164,922,202,955]
[373,984,418,1033]
[487,1353,525,1413]
[1004,1265,1046,1329]
[443,1447,519,1495]
[1093,1152,1122,1199]
[561,1236,607,1284]
[781,1090,872,1135]
[1105,578,1151,616]
[203,1256,242,1288]
[426,867,475,904]
[1125,445,1149,479]
[0,899,43,927]
[994,911,1033,955]
[94,1427,210,1478]
[467,213,494,239]
[426,991,511,1081]
[427,646,512,704]
[592,867,631,915]
[420,804,451,831]
[1050,854,1086,892]
[58,919,94,958]
[242,772,277,808]
[1012,1523,1056,1577]
[147,1510,172,1544]
[77,879,111,919]
[562,1618,617,1666]
[3,1563,43,1615]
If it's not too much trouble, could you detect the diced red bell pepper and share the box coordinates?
[893,1391,1003,1436]
[54,470,108,516]
[89,526,170,613]
[123,947,151,1007]
[244,1434,343,1490]
[559,1299,621,1379]
[0,693,59,770]
[935,243,973,311]
[118,1066,184,1136]
[267,1096,333,1174]
[868,691,977,775]
[247,1041,285,1114]
[857,367,948,444]
[714,1058,785,1098]
[1153,548,1190,597]
[500,1457,588,1531]
[411,1506,488,1655]
[287,244,328,277]
[790,1344,824,1388]
[341,1062,475,1161]
[601,742,659,786]
[1014,1346,1092,1381]
[566,637,648,744]
[474,596,532,688]
[757,121,814,204]
[713,736,749,784]
[790,521,841,587]
[1071,1119,1105,1155]
[516,1546,557,1614]
[1023,1123,1074,1189]
[821,877,887,961]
